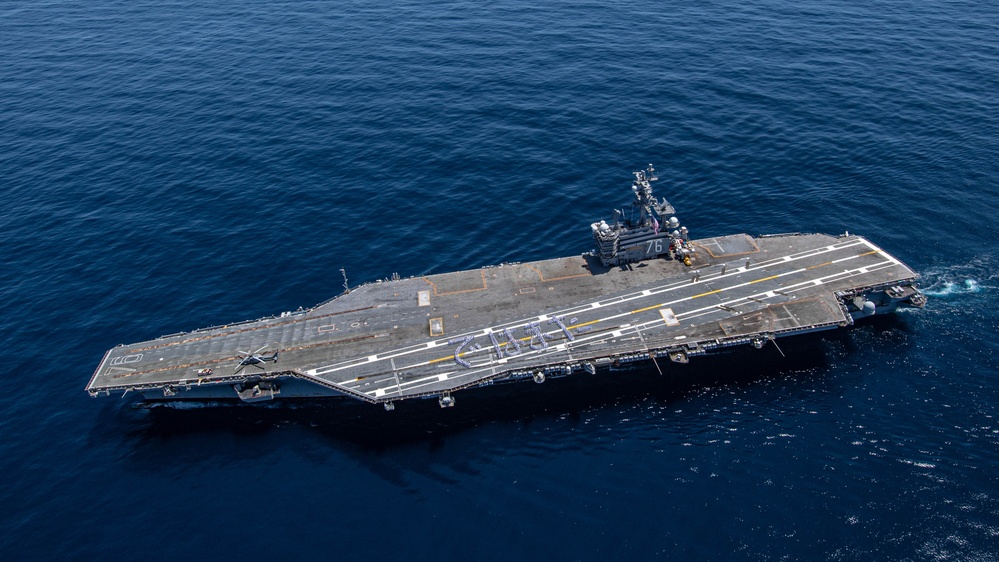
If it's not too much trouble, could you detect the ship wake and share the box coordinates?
[921,256,998,298]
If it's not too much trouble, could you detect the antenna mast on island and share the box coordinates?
[632,164,660,227]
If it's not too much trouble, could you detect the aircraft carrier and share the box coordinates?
[87,166,925,409]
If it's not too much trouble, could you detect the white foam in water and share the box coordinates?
[924,279,981,297]
[922,256,998,298]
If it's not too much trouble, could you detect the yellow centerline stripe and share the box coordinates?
[429,327,570,365]
[691,289,722,299]
[422,251,870,368]
[318,243,889,380]
[630,303,664,314]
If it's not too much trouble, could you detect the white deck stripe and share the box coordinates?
[309,240,880,378]
[365,259,897,394]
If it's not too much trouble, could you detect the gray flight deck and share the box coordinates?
[87,167,925,407]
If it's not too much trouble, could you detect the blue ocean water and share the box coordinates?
[2,0,998,559]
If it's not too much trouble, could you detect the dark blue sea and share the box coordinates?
[2,0,998,559]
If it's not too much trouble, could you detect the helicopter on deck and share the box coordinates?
[233,346,280,374]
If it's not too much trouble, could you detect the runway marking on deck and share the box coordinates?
[422,270,488,296]
[415,259,895,375]
[691,289,722,299]
[736,241,857,271]
[315,259,811,378]
[859,238,902,265]
[315,249,853,377]
[306,241,891,380]
[353,258,906,397]
[677,261,897,324]
[110,354,143,365]
[694,236,761,258]
[124,305,380,353]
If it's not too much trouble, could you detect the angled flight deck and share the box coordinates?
[87,166,924,407]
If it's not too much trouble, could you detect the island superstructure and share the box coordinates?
[87,166,925,408]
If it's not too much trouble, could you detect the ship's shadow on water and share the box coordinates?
[104,315,913,456]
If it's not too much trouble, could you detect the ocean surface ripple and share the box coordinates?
[1,1,997,560]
